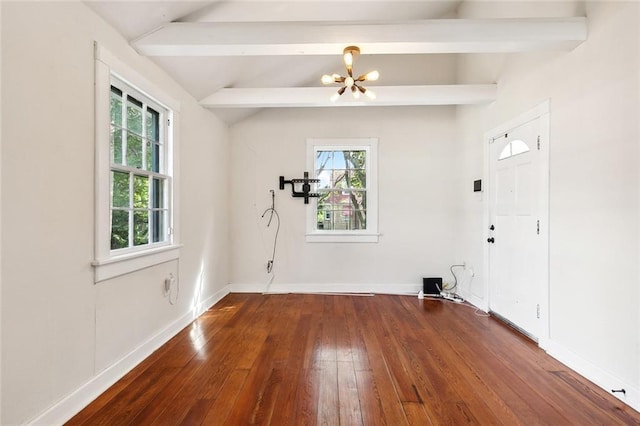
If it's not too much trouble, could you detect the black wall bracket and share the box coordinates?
[279,172,320,204]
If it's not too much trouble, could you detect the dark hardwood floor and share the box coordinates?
[67,293,640,425]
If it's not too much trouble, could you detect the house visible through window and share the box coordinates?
[109,80,170,251]
[307,138,378,243]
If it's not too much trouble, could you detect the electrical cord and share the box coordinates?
[169,262,180,305]
[261,190,280,275]
[446,264,465,291]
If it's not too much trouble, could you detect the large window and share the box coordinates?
[306,138,378,243]
[109,81,169,251]
[93,44,180,282]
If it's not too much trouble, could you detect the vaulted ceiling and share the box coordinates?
[86,1,586,123]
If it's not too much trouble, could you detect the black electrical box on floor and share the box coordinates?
[423,277,443,295]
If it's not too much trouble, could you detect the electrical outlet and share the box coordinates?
[164,274,174,296]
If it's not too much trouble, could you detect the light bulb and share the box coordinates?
[321,74,334,84]
[332,73,341,81]
[365,89,376,100]
[365,70,380,81]
[330,92,340,103]
[344,52,353,67]
[353,89,361,99]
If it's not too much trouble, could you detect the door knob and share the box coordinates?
[487,237,495,243]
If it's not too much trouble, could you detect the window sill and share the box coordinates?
[305,233,379,243]
[92,244,182,283]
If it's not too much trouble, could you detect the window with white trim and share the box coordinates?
[109,80,170,250]
[306,138,378,243]
[93,44,180,282]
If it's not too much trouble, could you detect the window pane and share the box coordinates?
[110,126,123,165]
[317,169,332,189]
[133,211,149,246]
[152,209,166,243]
[112,171,129,208]
[133,175,149,209]
[146,140,161,172]
[332,170,348,189]
[315,190,366,231]
[110,87,122,125]
[152,178,164,209]
[146,108,159,142]
[316,150,333,171]
[344,150,366,169]
[127,96,143,135]
[111,209,129,249]
[349,169,366,189]
[511,140,530,156]
[127,133,143,169]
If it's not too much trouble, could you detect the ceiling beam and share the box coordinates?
[199,85,497,108]
[133,18,586,57]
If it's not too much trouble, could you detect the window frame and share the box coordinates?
[93,44,181,282]
[306,138,379,243]
[109,79,170,251]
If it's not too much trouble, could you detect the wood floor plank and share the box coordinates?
[201,368,250,425]
[402,401,433,426]
[337,360,364,425]
[68,293,640,425]
[354,369,388,426]
[292,368,321,425]
[317,360,340,425]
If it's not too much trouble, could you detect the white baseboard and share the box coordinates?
[230,282,421,295]
[545,340,639,413]
[456,288,488,312]
[28,285,231,426]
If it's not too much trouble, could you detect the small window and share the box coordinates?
[499,139,530,160]
[306,138,378,243]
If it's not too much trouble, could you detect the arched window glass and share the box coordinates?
[499,139,530,160]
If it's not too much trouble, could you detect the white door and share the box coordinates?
[488,117,545,340]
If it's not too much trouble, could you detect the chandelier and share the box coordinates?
[321,46,379,102]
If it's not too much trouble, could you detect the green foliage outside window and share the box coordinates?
[109,85,166,251]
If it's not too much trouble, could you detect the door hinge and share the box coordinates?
[536,304,540,319]
[537,135,541,150]
[536,220,540,235]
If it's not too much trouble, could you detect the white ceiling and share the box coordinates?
[85,1,586,123]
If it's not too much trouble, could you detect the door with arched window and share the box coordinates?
[488,116,547,340]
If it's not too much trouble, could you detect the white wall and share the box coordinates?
[230,105,460,293]
[1,2,230,424]
[455,1,640,408]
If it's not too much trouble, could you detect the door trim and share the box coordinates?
[482,100,550,349]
